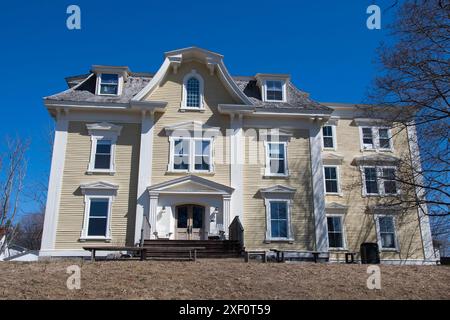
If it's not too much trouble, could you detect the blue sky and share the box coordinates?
[0,0,397,214]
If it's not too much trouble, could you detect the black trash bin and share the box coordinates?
[360,243,380,264]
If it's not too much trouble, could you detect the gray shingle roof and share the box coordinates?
[46,72,331,113]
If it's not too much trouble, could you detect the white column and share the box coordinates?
[40,109,69,254]
[230,114,244,223]
[309,124,328,252]
[134,111,155,244]
[148,192,159,239]
[407,125,437,262]
[222,195,231,239]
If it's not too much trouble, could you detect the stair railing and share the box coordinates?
[140,215,152,247]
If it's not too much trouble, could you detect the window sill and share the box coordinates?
[263,175,289,179]
[86,170,116,176]
[179,107,206,113]
[328,248,348,252]
[264,239,295,244]
[380,248,400,253]
[322,148,337,152]
[325,192,343,197]
[79,237,112,242]
[166,170,215,176]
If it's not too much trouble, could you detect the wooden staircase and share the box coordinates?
[142,240,243,259]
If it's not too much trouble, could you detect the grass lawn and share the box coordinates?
[0,259,448,299]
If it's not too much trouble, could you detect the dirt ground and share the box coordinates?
[0,259,448,300]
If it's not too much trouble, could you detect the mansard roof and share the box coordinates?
[44,47,331,115]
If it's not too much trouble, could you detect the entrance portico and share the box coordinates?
[145,175,234,240]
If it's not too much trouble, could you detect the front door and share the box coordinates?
[176,205,204,240]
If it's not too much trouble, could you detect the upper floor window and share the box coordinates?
[86,122,122,174]
[94,140,112,169]
[324,166,340,194]
[266,80,284,101]
[265,142,288,177]
[322,125,336,149]
[182,70,204,110]
[362,166,398,196]
[98,74,119,95]
[360,127,392,151]
[169,137,213,173]
[376,215,398,250]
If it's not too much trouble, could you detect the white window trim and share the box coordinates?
[264,199,294,242]
[95,73,124,96]
[264,141,289,177]
[374,214,400,252]
[321,125,337,151]
[262,79,287,103]
[326,214,347,251]
[359,126,393,152]
[361,166,399,197]
[323,165,342,196]
[167,136,214,174]
[80,195,114,241]
[181,69,205,110]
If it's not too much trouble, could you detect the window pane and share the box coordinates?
[194,155,210,171]
[322,126,332,137]
[324,167,336,180]
[362,128,373,146]
[94,154,111,169]
[323,137,334,148]
[379,216,394,233]
[326,180,338,193]
[89,199,109,217]
[270,159,285,174]
[186,77,200,107]
[381,233,396,248]
[378,129,391,149]
[174,156,189,170]
[269,143,284,157]
[88,218,107,236]
[101,74,118,84]
[96,140,111,154]
[364,168,378,194]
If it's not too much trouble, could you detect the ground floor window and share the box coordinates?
[377,215,397,250]
[270,201,288,238]
[87,198,110,236]
[327,216,345,249]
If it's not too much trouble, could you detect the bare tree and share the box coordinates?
[0,137,29,254]
[13,212,45,250]
[366,0,449,255]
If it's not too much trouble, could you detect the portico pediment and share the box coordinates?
[147,175,234,195]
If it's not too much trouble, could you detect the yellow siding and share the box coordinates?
[326,119,425,261]
[147,61,236,186]
[243,129,315,251]
[55,121,140,249]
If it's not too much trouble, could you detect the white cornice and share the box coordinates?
[86,122,122,135]
[80,181,119,194]
[164,121,220,136]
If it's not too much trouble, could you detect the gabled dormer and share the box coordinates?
[92,65,130,96]
[255,73,290,103]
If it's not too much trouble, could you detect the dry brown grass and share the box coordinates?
[0,259,448,300]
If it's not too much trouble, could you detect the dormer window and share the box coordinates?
[181,70,204,110]
[99,74,119,95]
[256,74,289,103]
[266,80,283,101]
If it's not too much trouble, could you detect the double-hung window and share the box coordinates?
[170,137,213,173]
[376,215,397,250]
[322,126,335,149]
[363,167,398,196]
[362,127,374,149]
[269,201,289,239]
[98,74,119,95]
[360,127,392,151]
[266,80,284,101]
[87,198,109,237]
[327,216,345,249]
[324,166,340,194]
[173,139,190,171]
[265,142,288,176]
[94,140,112,170]
[186,77,200,108]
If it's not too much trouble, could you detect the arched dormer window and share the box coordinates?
[182,70,204,110]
